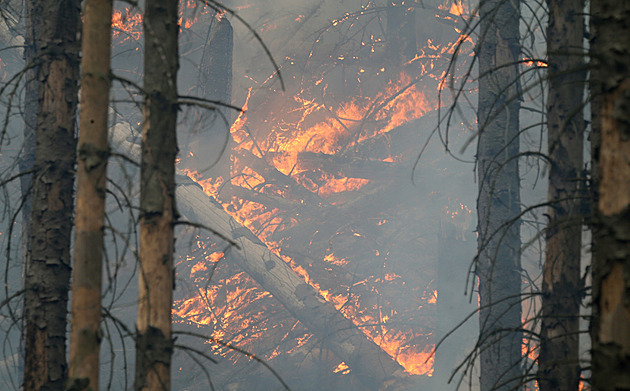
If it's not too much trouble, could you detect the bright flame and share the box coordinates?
[111,7,142,42]
[449,2,464,16]
[523,58,548,68]
[111,1,214,43]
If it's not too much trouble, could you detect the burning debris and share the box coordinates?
[105,1,476,389]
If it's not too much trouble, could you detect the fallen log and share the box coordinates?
[297,151,403,180]
[110,122,409,390]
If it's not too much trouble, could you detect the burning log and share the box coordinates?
[297,151,402,180]
[110,121,410,390]
[229,185,306,213]
[235,149,323,205]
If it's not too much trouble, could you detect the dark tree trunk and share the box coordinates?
[22,0,80,389]
[589,0,630,390]
[135,0,179,390]
[19,0,39,263]
[476,0,523,390]
[538,0,585,390]
[183,16,233,180]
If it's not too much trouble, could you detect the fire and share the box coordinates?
[111,1,213,43]
[428,290,438,304]
[449,2,465,16]
[333,361,351,374]
[176,67,444,376]
[111,7,142,43]
[523,58,549,68]
[169,0,480,382]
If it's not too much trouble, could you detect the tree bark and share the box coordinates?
[538,1,585,390]
[22,0,80,389]
[19,0,39,265]
[590,0,630,390]
[68,0,113,389]
[135,1,179,390]
[476,0,523,390]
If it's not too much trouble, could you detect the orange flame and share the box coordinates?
[170,3,479,377]
[111,2,213,43]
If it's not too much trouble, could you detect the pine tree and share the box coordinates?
[135,0,179,389]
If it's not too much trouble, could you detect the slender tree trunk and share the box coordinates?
[22,0,80,389]
[19,0,39,264]
[135,1,179,390]
[476,0,523,390]
[68,0,113,389]
[19,0,40,378]
[590,0,630,390]
[538,1,585,390]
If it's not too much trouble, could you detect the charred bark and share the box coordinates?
[135,1,179,390]
[68,0,113,389]
[476,0,523,390]
[22,0,80,389]
[589,0,630,389]
[538,0,586,390]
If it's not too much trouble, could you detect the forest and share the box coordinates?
[0,0,628,390]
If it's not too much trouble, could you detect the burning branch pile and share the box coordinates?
[107,1,475,390]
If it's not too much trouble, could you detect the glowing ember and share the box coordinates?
[428,290,438,304]
[333,361,351,374]
[523,58,549,68]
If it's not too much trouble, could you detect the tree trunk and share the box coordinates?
[182,16,233,180]
[19,0,39,266]
[589,0,630,389]
[538,1,585,390]
[68,0,113,389]
[476,0,523,390]
[135,1,179,390]
[22,0,80,389]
